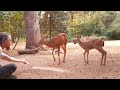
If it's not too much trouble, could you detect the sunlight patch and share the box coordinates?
[31,66,70,73]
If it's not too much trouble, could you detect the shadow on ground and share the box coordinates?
[5,75,17,79]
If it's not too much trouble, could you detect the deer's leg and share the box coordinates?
[58,47,60,65]
[86,50,89,64]
[83,50,87,64]
[96,47,105,66]
[52,48,56,62]
[62,45,66,63]
[101,48,107,65]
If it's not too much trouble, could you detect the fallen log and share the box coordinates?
[18,49,39,55]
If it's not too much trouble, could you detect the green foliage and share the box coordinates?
[107,13,120,40]
[0,11,120,41]
[0,11,25,42]
[66,11,119,40]
[39,11,68,38]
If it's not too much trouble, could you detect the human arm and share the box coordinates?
[0,46,29,64]
[1,52,29,64]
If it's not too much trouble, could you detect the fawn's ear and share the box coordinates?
[74,35,78,38]
[41,35,46,40]
[79,35,81,38]
[41,35,44,39]
[75,35,81,38]
[46,35,49,38]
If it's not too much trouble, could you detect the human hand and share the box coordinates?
[22,59,29,64]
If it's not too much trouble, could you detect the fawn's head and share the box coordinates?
[73,35,81,44]
[38,38,45,45]
[38,36,48,46]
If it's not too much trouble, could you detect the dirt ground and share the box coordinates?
[2,40,120,79]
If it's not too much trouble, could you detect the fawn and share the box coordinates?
[74,36,107,66]
[38,33,68,65]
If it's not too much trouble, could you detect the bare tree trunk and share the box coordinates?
[24,11,43,49]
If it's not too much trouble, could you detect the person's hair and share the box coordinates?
[0,32,10,45]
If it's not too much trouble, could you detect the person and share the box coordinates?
[0,32,29,79]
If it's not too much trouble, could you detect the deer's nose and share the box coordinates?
[74,42,76,44]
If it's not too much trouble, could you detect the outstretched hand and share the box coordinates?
[22,59,29,64]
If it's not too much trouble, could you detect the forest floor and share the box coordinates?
[2,40,120,79]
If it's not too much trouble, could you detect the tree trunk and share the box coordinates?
[24,11,43,49]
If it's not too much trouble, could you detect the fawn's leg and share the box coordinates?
[62,45,66,63]
[52,48,56,62]
[83,50,87,64]
[101,48,107,65]
[86,50,89,64]
[58,47,60,65]
[96,47,105,66]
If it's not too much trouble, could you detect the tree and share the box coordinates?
[107,12,120,39]
[24,11,41,49]
[39,11,68,39]
[0,11,25,43]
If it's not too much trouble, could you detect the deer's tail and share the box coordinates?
[102,41,104,47]
[101,38,104,47]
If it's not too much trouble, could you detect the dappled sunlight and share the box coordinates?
[31,66,70,73]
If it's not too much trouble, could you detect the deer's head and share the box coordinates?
[38,35,48,46]
[38,38,44,46]
[73,35,81,44]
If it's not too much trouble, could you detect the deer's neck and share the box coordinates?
[77,39,83,45]
[77,39,85,48]
[43,40,55,48]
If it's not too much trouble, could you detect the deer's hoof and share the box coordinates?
[102,64,105,66]
[84,63,88,65]
[100,63,103,66]
[62,61,65,63]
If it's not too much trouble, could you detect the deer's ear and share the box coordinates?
[41,35,45,39]
[41,35,43,39]
[79,35,81,38]
[46,35,49,38]
[75,35,81,38]
[76,36,79,38]
[76,35,81,38]
[74,35,78,38]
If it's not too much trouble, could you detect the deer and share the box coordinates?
[38,33,68,65]
[73,36,107,66]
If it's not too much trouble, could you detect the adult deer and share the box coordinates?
[74,36,107,66]
[38,33,68,65]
